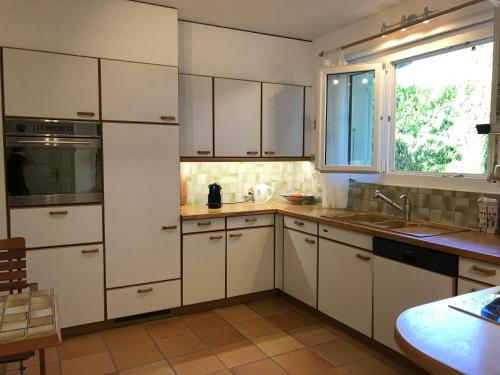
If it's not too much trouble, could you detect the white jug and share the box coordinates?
[254,183,274,203]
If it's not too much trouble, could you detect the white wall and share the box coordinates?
[179,21,313,85]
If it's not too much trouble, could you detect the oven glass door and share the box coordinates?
[6,137,102,206]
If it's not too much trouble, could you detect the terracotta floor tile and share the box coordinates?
[210,370,232,375]
[339,357,401,375]
[6,362,61,375]
[251,331,305,356]
[61,351,115,375]
[316,368,346,375]
[144,318,191,340]
[7,347,59,370]
[118,360,175,375]
[103,325,152,350]
[196,325,246,348]
[110,342,163,370]
[212,340,266,368]
[288,324,340,347]
[168,349,225,375]
[233,318,281,339]
[312,340,370,367]
[247,299,291,317]
[59,333,108,360]
[273,348,333,375]
[232,358,288,375]
[156,333,207,358]
[215,305,260,324]
[182,311,229,332]
[267,311,312,331]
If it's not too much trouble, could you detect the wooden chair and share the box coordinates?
[0,237,35,375]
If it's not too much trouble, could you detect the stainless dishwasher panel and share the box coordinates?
[373,237,457,353]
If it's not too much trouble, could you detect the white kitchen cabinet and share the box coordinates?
[214,78,261,157]
[27,245,104,328]
[319,224,372,251]
[227,227,274,297]
[284,216,317,235]
[304,86,314,157]
[318,239,372,336]
[227,214,274,229]
[183,232,226,305]
[275,214,284,290]
[103,123,180,288]
[457,277,491,295]
[459,257,500,286]
[3,49,99,120]
[101,60,178,123]
[283,228,317,307]
[262,83,304,157]
[179,74,213,157]
[0,74,7,239]
[182,218,225,234]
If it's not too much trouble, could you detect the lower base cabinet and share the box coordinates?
[26,245,104,328]
[227,226,274,297]
[183,232,226,305]
[283,228,317,307]
[318,238,372,336]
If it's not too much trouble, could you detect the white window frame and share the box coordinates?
[317,63,385,173]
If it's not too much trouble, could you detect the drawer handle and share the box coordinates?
[209,235,223,240]
[294,220,304,226]
[264,151,276,155]
[49,210,68,216]
[197,151,211,155]
[356,253,371,261]
[77,111,95,117]
[81,248,99,254]
[246,151,259,155]
[472,265,497,276]
[230,233,242,238]
[322,229,328,232]
[162,225,177,230]
[197,222,212,226]
[245,218,258,222]
[137,287,153,294]
[160,115,176,121]
[305,238,315,244]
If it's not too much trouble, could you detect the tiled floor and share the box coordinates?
[1,297,425,375]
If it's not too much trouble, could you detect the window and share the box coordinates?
[393,42,493,175]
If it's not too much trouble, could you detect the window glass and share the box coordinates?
[394,42,493,174]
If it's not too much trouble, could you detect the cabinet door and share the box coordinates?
[283,228,317,307]
[214,78,261,157]
[318,239,372,336]
[262,83,304,157]
[304,86,314,157]
[227,227,274,297]
[183,232,226,305]
[179,74,213,157]
[26,245,104,328]
[457,278,491,295]
[103,123,180,288]
[0,73,7,239]
[101,60,178,123]
[3,48,99,120]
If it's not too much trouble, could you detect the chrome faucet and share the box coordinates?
[373,190,411,221]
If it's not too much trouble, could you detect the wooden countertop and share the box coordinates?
[395,286,500,375]
[181,202,500,265]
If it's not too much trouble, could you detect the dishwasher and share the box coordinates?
[373,237,458,353]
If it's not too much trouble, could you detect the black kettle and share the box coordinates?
[208,183,222,209]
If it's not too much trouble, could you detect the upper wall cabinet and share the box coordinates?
[101,60,178,124]
[317,64,384,173]
[3,49,99,120]
[214,78,261,157]
[262,83,304,157]
[179,74,213,157]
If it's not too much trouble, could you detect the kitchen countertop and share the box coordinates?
[395,286,500,375]
[181,202,500,265]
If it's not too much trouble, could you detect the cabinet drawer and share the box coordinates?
[459,258,500,285]
[10,205,103,248]
[107,279,181,319]
[182,218,225,233]
[457,277,491,295]
[284,216,317,235]
[319,224,372,251]
[227,214,274,229]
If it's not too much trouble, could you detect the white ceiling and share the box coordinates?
[141,0,404,40]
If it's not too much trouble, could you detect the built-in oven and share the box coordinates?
[5,118,102,207]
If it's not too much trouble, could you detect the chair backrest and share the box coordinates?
[0,237,28,294]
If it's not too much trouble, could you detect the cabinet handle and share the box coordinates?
[49,210,68,216]
[197,222,212,226]
[77,111,95,117]
[294,220,304,226]
[229,233,242,238]
[305,238,315,244]
[81,248,99,254]
[160,115,176,121]
[356,253,371,261]
[162,225,177,230]
[246,151,259,155]
[264,151,276,155]
[209,235,223,240]
[322,229,328,232]
[472,265,497,276]
[196,151,211,155]
[245,218,257,222]
[137,287,153,294]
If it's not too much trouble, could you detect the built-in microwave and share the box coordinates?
[5,118,102,207]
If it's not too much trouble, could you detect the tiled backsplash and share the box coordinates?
[181,161,321,205]
[348,182,500,229]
